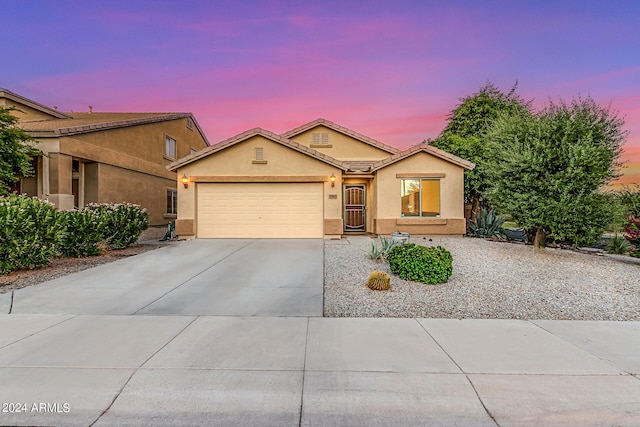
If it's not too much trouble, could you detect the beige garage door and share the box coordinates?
[197,183,324,238]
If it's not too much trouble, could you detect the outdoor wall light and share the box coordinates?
[330,173,336,187]
[181,174,190,188]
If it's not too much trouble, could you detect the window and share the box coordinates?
[166,189,177,215]
[312,132,329,144]
[401,179,440,217]
[165,136,176,159]
[186,118,193,130]
[190,147,197,155]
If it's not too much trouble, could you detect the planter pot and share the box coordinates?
[391,231,410,244]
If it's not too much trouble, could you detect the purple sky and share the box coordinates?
[3,0,639,183]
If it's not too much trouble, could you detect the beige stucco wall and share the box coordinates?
[177,135,343,237]
[1,99,59,122]
[374,152,466,235]
[289,125,392,161]
[24,118,208,225]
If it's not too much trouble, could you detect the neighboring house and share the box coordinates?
[168,118,474,238]
[0,88,209,225]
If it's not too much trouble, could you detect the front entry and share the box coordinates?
[344,184,366,232]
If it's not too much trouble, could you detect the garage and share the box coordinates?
[196,183,324,238]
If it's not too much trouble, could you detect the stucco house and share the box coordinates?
[168,118,474,238]
[1,88,209,225]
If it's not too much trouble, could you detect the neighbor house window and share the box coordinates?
[401,179,440,217]
[165,136,176,159]
[190,147,197,155]
[166,189,177,215]
[186,118,193,130]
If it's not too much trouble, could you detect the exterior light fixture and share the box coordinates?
[181,174,189,188]
[330,173,336,187]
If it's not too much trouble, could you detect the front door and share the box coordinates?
[344,184,366,232]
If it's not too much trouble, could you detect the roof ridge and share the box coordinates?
[281,118,400,155]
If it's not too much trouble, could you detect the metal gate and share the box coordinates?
[344,184,366,232]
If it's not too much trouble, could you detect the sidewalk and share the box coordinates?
[0,315,638,426]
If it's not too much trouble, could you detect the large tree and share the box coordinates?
[431,82,532,212]
[0,107,39,195]
[484,96,626,248]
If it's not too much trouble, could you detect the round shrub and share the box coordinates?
[0,195,66,274]
[367,270,391,291]
[58,210,104,257]
[386,243,453,285]
[85,203,149,249]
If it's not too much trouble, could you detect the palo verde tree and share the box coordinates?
[431,82,532,212]
[0,107,40,195]
[484,96,626,249]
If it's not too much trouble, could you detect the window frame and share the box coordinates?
[166,188,178,215]
[165,135,177,159]
[400,178,441,218]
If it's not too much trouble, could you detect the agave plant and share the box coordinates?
[366,236,400,261]
[466,207,507,239]
[605,234,631,255]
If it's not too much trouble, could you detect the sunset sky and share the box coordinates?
[3,0,639,185]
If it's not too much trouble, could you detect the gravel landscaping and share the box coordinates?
[324,236,640,320]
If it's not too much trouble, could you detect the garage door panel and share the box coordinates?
[197,183,323,238]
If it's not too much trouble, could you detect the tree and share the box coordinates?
[0,107,39,195]
[484,96,627,249]
[431,82,532,212]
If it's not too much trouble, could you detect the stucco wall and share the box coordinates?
[177,135,343,237]
[374,152,466,235]
[289,125,392,161]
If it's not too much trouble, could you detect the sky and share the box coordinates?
[2,0,639,186]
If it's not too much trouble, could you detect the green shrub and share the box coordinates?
[0,195,66,274]
[58,210,104,257]
[85,203,149,249]
[467,207,507,239]
[386,243,453,285]
[605,234,631,255]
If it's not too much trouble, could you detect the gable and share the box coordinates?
[180,134,340,177]
[288,125,392,161]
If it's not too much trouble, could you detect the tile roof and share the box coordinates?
[371,141,475,171]
[19,112,210,145]
[281,118,400,155]
[0,87,70,119]
[343,161,375,172]
[168,128,350,171]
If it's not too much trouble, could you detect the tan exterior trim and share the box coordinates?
[324,218,343,235]
[310,144,333,148]
[397,218,447,225]
[374,218,466,235]
[344,174,375,178]
[175,219,195,236]
[191,175,329,183]
[251,160,268,164]
[396,173,446,178]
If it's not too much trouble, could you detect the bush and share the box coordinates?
[605,234,631,255]
[625,216,640,258]
[0,195,66,274]
[467,207,507,239]
[386,243,453,285]
[58,210,104,257]
[85,203,149,249]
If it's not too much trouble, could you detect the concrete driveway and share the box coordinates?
[8,239,324,316]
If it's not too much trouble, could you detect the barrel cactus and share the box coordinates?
[367,270,391,291]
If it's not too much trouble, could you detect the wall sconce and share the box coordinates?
[330,173,336,187]
[181,174,190,188]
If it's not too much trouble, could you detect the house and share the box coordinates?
[0,88,210,225]
[168,118,474,238]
